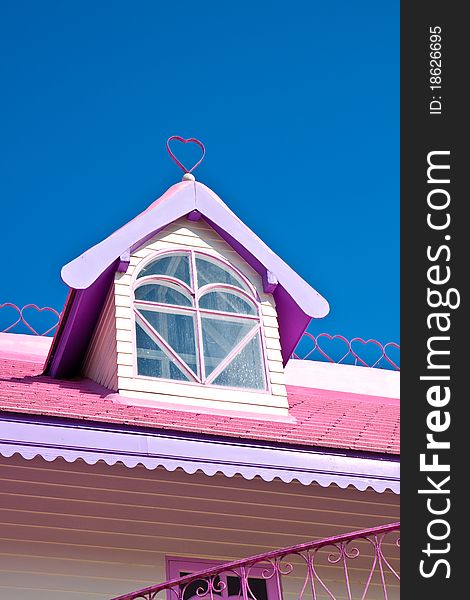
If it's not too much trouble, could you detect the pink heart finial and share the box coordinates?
[166,136,205,175]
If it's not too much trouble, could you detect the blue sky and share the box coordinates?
[1,1,399,347]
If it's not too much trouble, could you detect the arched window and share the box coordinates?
[133,250,267,390]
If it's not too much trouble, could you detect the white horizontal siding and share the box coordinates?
[82,287,118,391]
[0,454,399,600]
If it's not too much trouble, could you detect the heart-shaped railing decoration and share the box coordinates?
[382,341,400,370]
[0,303,22,333]
[1,301,400,369]
[293,332,400,371]
[0,303,61,336]
[166,136,205,174]
[350,337,392,368]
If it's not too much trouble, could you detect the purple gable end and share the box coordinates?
[45,181,329,377]
[274,286,313,362]
[45,261,119,377]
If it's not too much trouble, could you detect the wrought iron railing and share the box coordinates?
[111,522,400,600]
[0,302,400,370]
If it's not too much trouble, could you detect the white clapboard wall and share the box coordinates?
[0,454,400,600]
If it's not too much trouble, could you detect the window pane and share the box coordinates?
[227,576,268,600]
[139,310,198,376]
[135,283,192,306]
[137,254,191,285]
[202,317,255,377]
[135,323,190,381]
[212,333,265,389]
[199,291,255,315]
[196,257,246,290]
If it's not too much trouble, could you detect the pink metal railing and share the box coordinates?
[0,303,400,370]
[0,303,61,336]
[111,522,400,600]
[292,333,400,371]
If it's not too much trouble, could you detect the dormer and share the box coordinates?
[44,145,329,416]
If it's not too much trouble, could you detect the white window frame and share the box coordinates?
[132,249,270,391]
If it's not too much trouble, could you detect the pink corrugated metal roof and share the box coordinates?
[0,355,399,455]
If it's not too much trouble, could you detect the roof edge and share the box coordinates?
[60,180,329,318]
[0,414,400,493]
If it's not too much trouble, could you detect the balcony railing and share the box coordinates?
[0,302,400,370]
[111,522,400,600]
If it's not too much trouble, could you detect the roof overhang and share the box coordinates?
[0,413,399,494]
[45,181,329,377]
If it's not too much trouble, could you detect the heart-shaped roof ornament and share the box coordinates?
[166,136,205,180]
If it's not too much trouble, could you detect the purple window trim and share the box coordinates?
[165,557,280,600]
[132,249,271,391]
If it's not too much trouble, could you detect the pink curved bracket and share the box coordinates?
[166,136,205,174]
